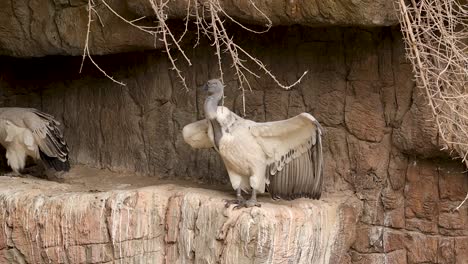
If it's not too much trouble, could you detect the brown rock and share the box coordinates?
[66,246,87,263]
[392,88,443,158]
[384,206,406,229]
[454,237,468,264]
[360,199,385,226]
[405,232,438,264]
[438,238,455,264]
[388,147,408,191]
[0,0,398,57]
[387,250,407,264]
[438,162,468,201]
[382,187,406,228]
[0,176,360,264]
[391,26,415,125]
[383,230,406,253]
[382,187,404,211]
[316,90,345,126]
[347,135,391,226]
[405,159,439,234]
[165,195,183,244]
[347,135,391,197]
[439,201,468,236]
[352,225,383,253]
[338,253,352,264]
[88,244,114,263]
[264,89,289,121]
[345,82,387,142]
[322,127,352,193]
[0,215,6,251]
[129,0,399,27]
[234,90,265,122]
[302,71,346,126]
[43,247,69,263]
[0,0,157,57]
[345,30,381,81]
[287,89,306,117]
[330,204,361,264]
[351,252,386,264]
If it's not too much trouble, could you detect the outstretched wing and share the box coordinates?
[250,113,323,200]
[24,109,70,171]
[182,119,213,149]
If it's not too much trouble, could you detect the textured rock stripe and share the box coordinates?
[0,178,359,264]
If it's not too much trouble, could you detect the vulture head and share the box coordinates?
[203,79,224,96]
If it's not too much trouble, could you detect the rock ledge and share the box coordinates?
[0,175,360,263]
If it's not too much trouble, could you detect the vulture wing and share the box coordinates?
[5,108,70,171]
[250,113,323,200]
[26,109,69,162]
[182,119,213,149]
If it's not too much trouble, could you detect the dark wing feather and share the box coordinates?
[27,109,70,171]
[250,113,323,200]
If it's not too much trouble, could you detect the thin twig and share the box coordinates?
[453,192,468,212]
[80,0,126,86]
[82,0,309,111]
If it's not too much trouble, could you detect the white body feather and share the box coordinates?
[212,107,267,192]
[0,119,39,173]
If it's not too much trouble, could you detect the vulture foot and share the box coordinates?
[233,199,261,209]
[224,197,245,208]
[2,171,23,177]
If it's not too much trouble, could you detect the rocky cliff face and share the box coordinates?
[0,0,398,57]
[0,2,466,264]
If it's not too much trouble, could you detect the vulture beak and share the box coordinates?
[202,84,208,92]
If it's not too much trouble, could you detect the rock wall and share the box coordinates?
[0,0,398,57]
[0,25,467,263]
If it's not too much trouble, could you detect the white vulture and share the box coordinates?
[0,107,70,176]
[183,79,324,208]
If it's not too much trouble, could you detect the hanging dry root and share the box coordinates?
[80,0,307,113]
[396,0,468,210]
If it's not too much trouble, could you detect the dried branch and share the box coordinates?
[396,0,468,210]
[81,0,126,86]
[453,192,468,212]
[81,0,308,112]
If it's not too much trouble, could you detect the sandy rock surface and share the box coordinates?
[0,167,360,263]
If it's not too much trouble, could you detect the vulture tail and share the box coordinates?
[39,149,70,172]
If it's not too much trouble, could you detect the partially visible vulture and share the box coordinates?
[0,107,70,176]
[183,79,324,208]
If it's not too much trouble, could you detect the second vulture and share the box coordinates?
[183,79,324,208]
[0,107,70,177]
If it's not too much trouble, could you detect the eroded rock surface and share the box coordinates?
[0,174,360,264]
[0,0,398,57]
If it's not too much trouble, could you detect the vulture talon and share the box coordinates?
[233,199,261,209]
[2,171,22,177]
[224,198,244,208]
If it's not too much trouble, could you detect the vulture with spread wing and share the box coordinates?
[0,107,70,175]
[183,79,324,208]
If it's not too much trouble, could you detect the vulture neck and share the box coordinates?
[204,92,222,120]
